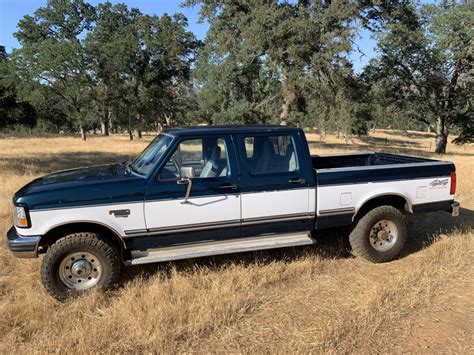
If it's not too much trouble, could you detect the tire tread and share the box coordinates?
[349,205,408,263]
[40,232,121,300]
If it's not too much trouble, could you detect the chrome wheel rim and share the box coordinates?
[58,252,102,290]
[369,220,399,252]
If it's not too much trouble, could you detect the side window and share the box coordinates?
[244,135,299,175]
[158,138,231,181]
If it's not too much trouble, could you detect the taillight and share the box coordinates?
[450,171,456,195]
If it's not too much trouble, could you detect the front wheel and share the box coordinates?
[349,205,408,263]
[40,232,122,300]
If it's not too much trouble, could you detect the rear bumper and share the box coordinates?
[412,200,460,216]
[450,201,460,217]
[6,226,41,258]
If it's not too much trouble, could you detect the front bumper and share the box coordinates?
[6,226,41,258]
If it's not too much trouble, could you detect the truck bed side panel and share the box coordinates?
[315,162,455,229]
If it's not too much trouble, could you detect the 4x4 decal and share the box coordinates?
[429,178,449,188]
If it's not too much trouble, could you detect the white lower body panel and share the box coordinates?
[144,194,241,230]
[241,188,311,220]
[24,202,145,237]
[317,177,453,216]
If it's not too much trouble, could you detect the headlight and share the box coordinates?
[13,205,30,228]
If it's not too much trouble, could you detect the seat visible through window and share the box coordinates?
[200,145,222,178]
[244,135,298,175]
[158,137,230,181]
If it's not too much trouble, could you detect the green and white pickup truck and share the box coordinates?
[7,126,459,299]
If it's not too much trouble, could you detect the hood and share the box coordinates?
[14,163,146,210]
[29,164,123,187]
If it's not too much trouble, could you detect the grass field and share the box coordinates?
[0,130,473,352]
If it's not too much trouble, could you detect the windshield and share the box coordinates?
[130,134,174,175]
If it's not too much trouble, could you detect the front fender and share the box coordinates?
[20,203,145,238]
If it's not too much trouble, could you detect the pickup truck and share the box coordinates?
[7,126,460,299]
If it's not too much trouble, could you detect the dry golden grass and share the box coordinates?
[0,130,473,353]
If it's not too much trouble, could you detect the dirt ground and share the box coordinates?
[0,129,473,353]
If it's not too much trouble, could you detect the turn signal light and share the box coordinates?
[13,205,30,228]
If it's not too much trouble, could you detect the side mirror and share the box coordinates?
[177,166,195,203]
[180,166,195,179]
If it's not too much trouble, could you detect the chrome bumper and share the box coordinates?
[6,226,41,258]
[451,201,460,217]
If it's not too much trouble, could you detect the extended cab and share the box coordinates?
[7,126,460,299]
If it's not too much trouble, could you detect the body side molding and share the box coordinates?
[124,213,313,238]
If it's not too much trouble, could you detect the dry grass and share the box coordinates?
[0,130,473,353]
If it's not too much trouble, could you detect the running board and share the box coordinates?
[127,232,316,265]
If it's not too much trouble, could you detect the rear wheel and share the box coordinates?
[40,232,121,300]
[349,205,408,263]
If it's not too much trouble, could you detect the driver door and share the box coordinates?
[144,134,241,244]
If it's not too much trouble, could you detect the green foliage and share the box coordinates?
[1,0,471,153]
[364,0,473,152]
[212,100,263,125]
[9,0,198,138]
[186,0,359,127]
[0,46,37,130]
[452,74,474,144]
[192,45,280,125]
[13,0,96,136]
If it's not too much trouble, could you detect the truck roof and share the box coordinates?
[164,125,301,136]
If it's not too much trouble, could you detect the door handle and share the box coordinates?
[289,178,305,184]
[219,183,238,190]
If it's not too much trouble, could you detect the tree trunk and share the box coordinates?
[128,129,133,141]
[434,117,448,154]
[133,129,142,139]
[164,114,172,129]
[279,86,296,126]
[100,123,108,136]
[80,125,87,141]
[109,117,113,134]
[279,99,290,126]
[101,110,109,136]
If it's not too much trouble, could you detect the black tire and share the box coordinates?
[349,205,408,263]
[40,232,121,300]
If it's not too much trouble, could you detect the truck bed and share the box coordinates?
[312,152,455,187]
[312,152,434,170]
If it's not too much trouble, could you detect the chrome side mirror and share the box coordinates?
[180,166,196,179]
[177,166,195,203]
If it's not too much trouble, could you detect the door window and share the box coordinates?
[159,138,230,181]
[243,135,299,175]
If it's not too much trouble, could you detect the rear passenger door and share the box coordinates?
[236,132,313,237]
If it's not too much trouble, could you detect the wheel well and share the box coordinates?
[354,195,410,223]
[38,222,126,255]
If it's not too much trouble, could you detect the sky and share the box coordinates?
[0,0,377,73]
